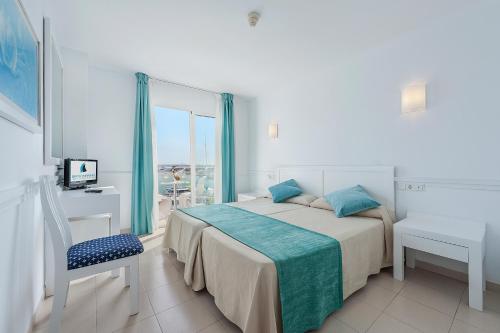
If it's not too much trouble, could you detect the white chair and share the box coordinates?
[40,176,142,333]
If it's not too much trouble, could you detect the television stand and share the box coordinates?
[64,185,88,190]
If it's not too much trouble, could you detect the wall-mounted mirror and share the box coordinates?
[43,17,63,165]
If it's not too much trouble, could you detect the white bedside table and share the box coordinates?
[393,212,486,311]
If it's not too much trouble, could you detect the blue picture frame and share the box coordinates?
[0,0,41,132]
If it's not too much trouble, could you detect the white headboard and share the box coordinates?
[277,166,395,214]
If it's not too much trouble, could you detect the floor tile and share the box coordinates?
[33,295,97,333]
[199,321,228,333]
[66,276,97,304]
[34,278,97,333]
[461,288,500,312]
[195,290,225,320]
[96,271,146,295]
[139,251,179,274]
[367,313,420,333]
[156,297,218,333]
[333,297,382,332]
[97,290,154,333]
[349,282,397,311]
[385,295,453,333]
[405,268,466,299]
[172,260,186,274]
[218,315,243,333]
[313,315,357,333]
[450,319,489,333]
[368,269,406,293]
[147,279,197,313]
[112,316,162,333]
[141,236,164,253]
[455,289,500,333]
[400,281,461,316]
[140,263,183,291]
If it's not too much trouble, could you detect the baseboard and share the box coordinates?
[28,292,45,333]
[139,228,165,243]
[415,260,500,292]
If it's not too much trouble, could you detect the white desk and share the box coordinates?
[393,212,486,311]
[44,186,121,296]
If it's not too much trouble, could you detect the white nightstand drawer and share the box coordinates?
[402,234,468,263]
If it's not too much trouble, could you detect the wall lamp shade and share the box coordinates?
[402,83,426,113]
[268,123,278,139]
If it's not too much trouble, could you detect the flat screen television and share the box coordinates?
[64,159,98,189]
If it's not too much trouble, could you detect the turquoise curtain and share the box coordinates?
[221,93,236,203]
[131,72,154,235]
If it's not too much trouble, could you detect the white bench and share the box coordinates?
[393,212,486,311]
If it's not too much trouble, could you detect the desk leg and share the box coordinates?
[483,258,486,292]
[394,230,404,281]
[406,249,416,269]
[110,203,121,278]
[468,244,483,311]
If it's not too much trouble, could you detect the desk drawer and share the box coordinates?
[402,234,468,263]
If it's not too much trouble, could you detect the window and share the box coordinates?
[154,107,216,214]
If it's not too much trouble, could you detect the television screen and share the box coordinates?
[64,159,98,188]
[70,160,97,182]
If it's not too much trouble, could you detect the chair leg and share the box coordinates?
[125,265,130,287]
[49,276,69,333]
[64,281,70,306]
[129,257,140,315]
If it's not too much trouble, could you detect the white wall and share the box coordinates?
[61,47,88,159]
[87,67,136,230]
[0,0,55,332]
[247,2,500,284]
[233,96,249,193]
[85,67,250,229]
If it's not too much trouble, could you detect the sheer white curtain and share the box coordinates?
[214,93,222,203]
[150,80,161,230]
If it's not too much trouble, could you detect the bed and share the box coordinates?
[163,166,395,333]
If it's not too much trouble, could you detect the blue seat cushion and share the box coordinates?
[67,234,144,270]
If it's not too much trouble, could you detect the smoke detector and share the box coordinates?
[248,11,260,27]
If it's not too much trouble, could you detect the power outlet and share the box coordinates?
[400,183,426,192]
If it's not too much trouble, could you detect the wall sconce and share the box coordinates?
[268,123,278,139]
[402,83,426,113]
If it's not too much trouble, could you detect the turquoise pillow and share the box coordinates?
[268,179,302,203]
[325,185,380,217]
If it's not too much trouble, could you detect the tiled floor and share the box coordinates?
[33,237,500,333]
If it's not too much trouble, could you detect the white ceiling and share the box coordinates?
[47,0,473,97]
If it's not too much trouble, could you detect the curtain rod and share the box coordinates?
[149,76,221,96]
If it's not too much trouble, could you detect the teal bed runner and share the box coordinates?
[180,204,343,333]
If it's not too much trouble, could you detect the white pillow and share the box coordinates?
[310,197,333,211]
[285,194,318,206]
